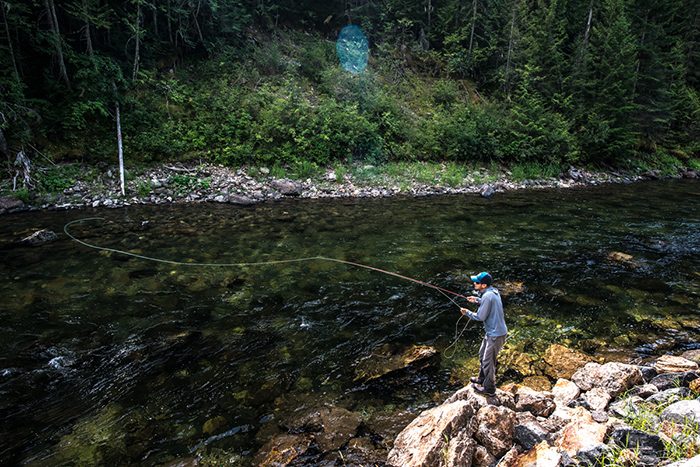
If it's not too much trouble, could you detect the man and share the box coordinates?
[460,272,507,396]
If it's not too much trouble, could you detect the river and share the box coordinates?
[1,179,699,466]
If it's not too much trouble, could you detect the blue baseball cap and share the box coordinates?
[471,272,492,285]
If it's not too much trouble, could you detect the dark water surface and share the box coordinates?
[1,179,700,466]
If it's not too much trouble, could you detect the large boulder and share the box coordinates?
[542,344,594,379]
[0,195,26,214]
[474,405,516,458]
[386,400,476,467]
[271,179,302,196]
[514,411,550,450]
[514,386,555,417]
[649,371,698,391]
[571,362,643,398]
[554,410,608,456]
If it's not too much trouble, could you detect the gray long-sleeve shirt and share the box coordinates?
[464,286,508,337]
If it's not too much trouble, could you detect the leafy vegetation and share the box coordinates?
[1,0,699,186]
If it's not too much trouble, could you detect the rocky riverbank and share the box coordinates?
[243,347,700,467]
[1,162,698,215]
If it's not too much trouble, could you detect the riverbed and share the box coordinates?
[1,179,699,466]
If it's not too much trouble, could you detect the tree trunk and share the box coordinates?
[113,83,125,196]
[132,0,141,81]
[504,5,516,98]
[579,1,593,61]
[0,125,9,163]
[82,0,94,56]
[468,0,478,55]
[1,2,20,86]
[45,0,71,89]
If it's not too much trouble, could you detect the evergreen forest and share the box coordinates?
[2,0,700,179]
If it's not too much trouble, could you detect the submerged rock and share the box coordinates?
[20,229,58,245]
[542,344,594,380]
[250,433,313,467]
[354,344,440,385]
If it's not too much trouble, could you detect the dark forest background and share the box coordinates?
[2,0,700,177]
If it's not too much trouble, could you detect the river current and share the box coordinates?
[1,179,699,466]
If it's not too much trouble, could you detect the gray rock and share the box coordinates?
[0,195,27,213]
[661,399,700,425]
[271,179,302,196]
[228,194,256,205]
[514,411,549,450]
[20,229,58,245]
[609,427,665,458]
[575,442,610,466]
[646,387,691,405]
[650,371,698,391]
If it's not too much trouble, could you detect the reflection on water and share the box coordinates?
[1,179,699,466]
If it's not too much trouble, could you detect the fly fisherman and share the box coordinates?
[460,272,507,397]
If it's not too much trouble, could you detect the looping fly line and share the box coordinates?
[64,217,474,353]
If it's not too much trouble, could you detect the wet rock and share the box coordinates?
[202,415,226,434]
[654,355,699,374]
[342,436,387,467]
[571,362,643,398]
[354,344,439,385]
[661,399,700,425]
[501,350,537,378]
[271,179,302,196]
[20,229,58,245]
[251,433,313,467]
[367,409,417,450]
[161,457,199,467]
[542,344,594,380]
[386,400,476,467]
[0,195,26,213]
[314,407,362,452]
[521,376,552,392]
[474,405,516,457]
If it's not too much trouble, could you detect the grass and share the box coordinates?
[612,386,700,465]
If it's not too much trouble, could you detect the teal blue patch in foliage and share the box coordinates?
[336,25,369,73]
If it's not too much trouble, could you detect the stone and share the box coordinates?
[0,195,26,213]
[445,384,516,412]
[521,376,551,391]
[681,350,700,363]
[515,386,555,417]
[367,410,417,450]
[627,383,659,399]
[650,371,699,391]
[608,397,645,420]
[202,415,226,434]
[314,407,363,452]
[354,344,440,385]
[661,399,700,425]
[575,442,611,466]
[554,418,608,456]
[473,444,498,467]
[514,411,549,450]
[480,185,495,197]
[250,433,313,467]
[662,454,700,467]
[609,427,665,458]
[507,440,561,467]
[552,379,581,408]
[386,400,475,467]
[646,387,691,405]
[474,405,516,458]
[571,362,643,398]
[228,194,256,205]
[584,387,612,411]
[271,179,302,196]
[20,229,58,245]
[542,344,594,379]
[655,355,700,374]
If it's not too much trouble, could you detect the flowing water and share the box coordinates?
[1,179,700,466]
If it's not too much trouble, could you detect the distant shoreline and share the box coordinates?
[1,162,698,215]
